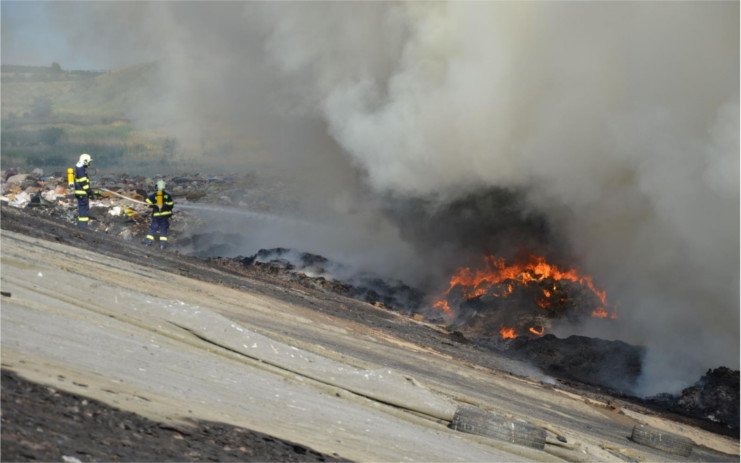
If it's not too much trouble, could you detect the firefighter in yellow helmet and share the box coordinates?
[144,179,174,248]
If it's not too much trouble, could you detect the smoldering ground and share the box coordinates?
[19,1,739,396]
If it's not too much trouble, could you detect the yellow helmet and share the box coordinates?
[79,153,92,166]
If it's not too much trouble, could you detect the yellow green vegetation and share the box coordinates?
[1,63,176,171]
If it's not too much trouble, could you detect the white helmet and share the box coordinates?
[79,153,92,166]
[156,179,166,191]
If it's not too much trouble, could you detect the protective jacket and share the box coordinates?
[145,189,174,248]
[73,162,91,227]
[73,163,91,197]
[145,190,174,217]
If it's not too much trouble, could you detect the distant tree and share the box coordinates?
[51,62,62,73]
[39,127,65,146]
[31,97,52,118]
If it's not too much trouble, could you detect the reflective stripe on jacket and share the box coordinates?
[146,191,175,217]
[74,164,91,196]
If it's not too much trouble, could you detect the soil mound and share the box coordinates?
[648,367,740,430]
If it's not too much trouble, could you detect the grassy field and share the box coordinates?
[1,63,182,172]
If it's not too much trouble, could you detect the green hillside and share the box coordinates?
[1,63,179,172]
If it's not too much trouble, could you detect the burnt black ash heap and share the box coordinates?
[647,367,740,429]
[507,334,645,392]
[239,248,425,311]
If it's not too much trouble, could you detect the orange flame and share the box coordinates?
[440,255,595,297]
[500,326,518,339]
[592,306,608,318]
[433,300,451,312]
[433,254,617,335]
[529,326,545,336]
[592,306,618,319]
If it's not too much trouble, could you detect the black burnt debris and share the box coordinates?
[648,368,740,430]
[507,334,645,392]
[239,248,425,312]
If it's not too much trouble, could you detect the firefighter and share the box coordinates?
[144,179,174,248]
[73,153,94,228]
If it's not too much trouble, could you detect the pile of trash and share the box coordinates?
[648,367,740,431]
[237,248,425,311]
[2,168,70,209]
[0,167,259,243]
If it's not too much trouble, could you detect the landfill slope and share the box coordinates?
[0,229,541,462]
[1,206,739,462]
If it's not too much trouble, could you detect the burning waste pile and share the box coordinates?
[430,253,616,340]
[427,253,648,392]
[233,246,738,431]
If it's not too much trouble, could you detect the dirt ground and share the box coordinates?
[1,203,739,462]
[1,370,342,462]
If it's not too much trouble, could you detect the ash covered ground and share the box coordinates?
[1,168,739,461]
[1,369,342,462]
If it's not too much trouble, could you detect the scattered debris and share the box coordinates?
[0,168,267,246]
[648,367,740,431]
[237,248,425,312]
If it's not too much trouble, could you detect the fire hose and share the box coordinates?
[98,187,149,206]
[98,188,180,218]
[99,188,331,230]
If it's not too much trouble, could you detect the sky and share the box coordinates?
[1,1,739,397]
[2,1,158,70]
[3,1,84,69]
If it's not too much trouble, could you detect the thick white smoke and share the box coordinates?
[36,2,738,395]
[256,2,740,395]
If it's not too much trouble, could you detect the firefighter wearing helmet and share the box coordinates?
[73,153,94,227]
[144,179,174,248]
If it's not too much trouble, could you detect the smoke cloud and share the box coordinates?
[29,2,739,395]
[255,2,740,395]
